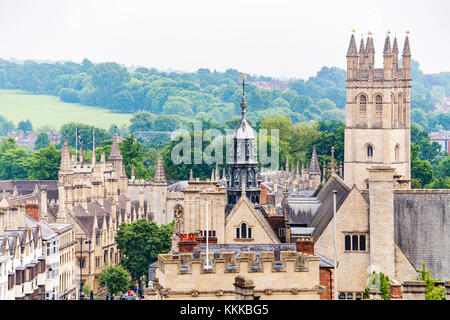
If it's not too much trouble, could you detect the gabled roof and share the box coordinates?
[309,174,352,241]
[226,194,280,244]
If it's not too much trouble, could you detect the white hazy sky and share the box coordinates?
[0,0,449,79]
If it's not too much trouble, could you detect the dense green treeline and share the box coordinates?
[1,57,448,131]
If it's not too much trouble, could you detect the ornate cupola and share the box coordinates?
[225,74,261,215]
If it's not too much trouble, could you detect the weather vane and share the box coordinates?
[241,73,247,96]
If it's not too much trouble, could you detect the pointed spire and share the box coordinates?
[403,35,411,57]
[367,37,375,53]
[359,37,365,55]
[285,157,289,173]
[383,35,392,56]
[101,153,105,163]
[109,133,123,161]
[33,183,39,194]
[347,34,358,57]
[12,185,18,197]
[211,169,214,181]
[296,160,299,177]
[222,168,226,180]
[189,169,194,181]
[330,146,337,174]
[215,163,219,181]
[392,37,399,53]
[309,145,321,174]
[322,162,327,184]
[60,139,72,174]
[154,152,166,185]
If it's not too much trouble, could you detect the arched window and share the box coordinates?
[375,95,383,123]
[347,293,353,300]
[364,179,370,190]
[395,144,400,161]
[360,235,366,251]
[352,235,359,250]
[236,223,252,239]
[241,223,247,239]
[345,235,351,251]
[359,95,367,122]
[367,145,373,159]
[398,94,403,126]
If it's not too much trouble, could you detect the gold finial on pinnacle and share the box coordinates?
[240,73,247,110]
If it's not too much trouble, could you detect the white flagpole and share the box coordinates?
[333,189,338,300]
[205,200,210,269]
[75,124,78,162]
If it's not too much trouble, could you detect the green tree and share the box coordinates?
[82,283,92,297]
[34,132,51,150]
[364,271,391,300]
[114,135,150,179]
[0,115,15,136]
[17,119,33,133]
[99,264,130,296]
[28,145,61,180]
[0,148,29,180]
[58,88,80,103]
[411,143,434,187]
[115,219,173,281]
[59,122,112,150]
[416,263,446,300]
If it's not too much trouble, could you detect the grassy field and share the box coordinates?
[0,89,133,130]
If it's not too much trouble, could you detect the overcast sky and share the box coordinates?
[0,0,449,79]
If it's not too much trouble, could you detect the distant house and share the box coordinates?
[429,131,450,154]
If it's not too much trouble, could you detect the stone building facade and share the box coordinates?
[344,34,411,189]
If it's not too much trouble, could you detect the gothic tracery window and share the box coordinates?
[375,95,383,123]
[359,95,367,122]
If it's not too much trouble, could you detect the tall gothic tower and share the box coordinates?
[225,80,261,214]
[344,33,411,189]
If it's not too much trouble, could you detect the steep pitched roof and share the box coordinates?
[308,174,352,241]
[226,195,280,244]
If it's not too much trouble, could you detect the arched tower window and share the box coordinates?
[359,95,367,122]
[366,144,373,161]
[395,144,400,161]
[375,95,383,123]
[398,94,403,126]
[363,179,370,190]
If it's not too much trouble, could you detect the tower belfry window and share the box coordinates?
[375,95,383,123]
[367,145,373,159]
[359,95,367,122]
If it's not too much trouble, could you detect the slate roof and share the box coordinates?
[286,197,321,226]
[308,174,352,241]
[0,180,59,202]
[167,181,189,192]
[394,191,450,279]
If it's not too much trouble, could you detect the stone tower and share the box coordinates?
[344,33,411,189]
[153,152,168,225]
[225,82,261,214]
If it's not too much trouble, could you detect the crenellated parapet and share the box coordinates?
[156,249,323,299]
[158,250,318,275]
